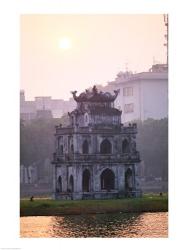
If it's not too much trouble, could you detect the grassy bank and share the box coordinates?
[20,194,168,216]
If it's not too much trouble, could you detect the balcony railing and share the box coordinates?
[55,124,137,135]
[53,151,140,163]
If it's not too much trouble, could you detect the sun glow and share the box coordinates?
[59,37,72,50]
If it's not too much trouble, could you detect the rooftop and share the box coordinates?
[109,64,168,85]
[71,85,120,103]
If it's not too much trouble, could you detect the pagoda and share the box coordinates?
[52,86,142,199]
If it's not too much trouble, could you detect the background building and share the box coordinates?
[20,63,168,124]
[106,64,168,123]
[20,90,76,120]
[20,90,36,120]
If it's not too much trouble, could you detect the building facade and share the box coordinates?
[108,64,168,123]
[52,86,142,200]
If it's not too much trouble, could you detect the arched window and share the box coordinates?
[85,114,88,123]
[69,175,74,192]
[122,139,130,153]
[100,139,112,154]
[82,140,89,154]
[71,144,74,154]
[57,176,62,192]
[125,168,133,191]
[82,169,91,192]
[60,145,63,154]
[100,168,115,190]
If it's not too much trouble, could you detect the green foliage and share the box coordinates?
[20,116,168,181]
[136,118,168,180]
[20,195,168,216]
[20,115,69,165]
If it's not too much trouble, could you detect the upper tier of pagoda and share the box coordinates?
[71,85,119,103]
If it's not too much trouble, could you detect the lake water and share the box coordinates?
[20,212,168,238]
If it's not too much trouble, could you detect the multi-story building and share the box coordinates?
[21,63,168,124]
[20,90,76,120]
[107,64,168,124]
[20,90,36,120]
[52,86,142,200]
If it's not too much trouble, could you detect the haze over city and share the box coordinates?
[21,14,166,100]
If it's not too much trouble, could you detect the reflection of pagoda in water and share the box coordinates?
[52,85,142,200]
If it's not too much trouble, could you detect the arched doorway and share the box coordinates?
[82,169,91,192]
[100,139,112,154]
[69,175,74,192]
[125,168,133,192]
[100,168,115,190]
[57,176,62,192]
[82,140,89,154]
[122,139,130,153]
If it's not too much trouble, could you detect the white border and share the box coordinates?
[1,0,186,249]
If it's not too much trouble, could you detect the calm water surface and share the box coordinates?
[20,212,168,238]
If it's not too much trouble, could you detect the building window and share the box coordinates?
[71,144,74,154]
[124,103,134,113]
[85,114,88,123]
[68,175,74,192]
[122,139,130,153]
[82,169,91,192]
[60,145,63,154]
[57,176,62,192]
[123,87,133,96]
[82,140,89,154]
[100,139,112,154]
[101,168,115,190]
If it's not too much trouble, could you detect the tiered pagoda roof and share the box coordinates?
[71,85,119,103]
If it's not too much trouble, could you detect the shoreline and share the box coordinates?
[20,195,168,217]
[20,209,168,217]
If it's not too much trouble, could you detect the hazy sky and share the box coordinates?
[21,14,166,100]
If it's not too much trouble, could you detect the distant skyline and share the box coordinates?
[21,14,166,101]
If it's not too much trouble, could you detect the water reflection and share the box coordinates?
[20,212,168,238]
[51,213,141,237]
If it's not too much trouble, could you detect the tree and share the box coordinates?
[20,115,69,166]
[136,118,168,180]
[20,116,168,181]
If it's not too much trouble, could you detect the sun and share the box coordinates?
[59,37,72,50]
